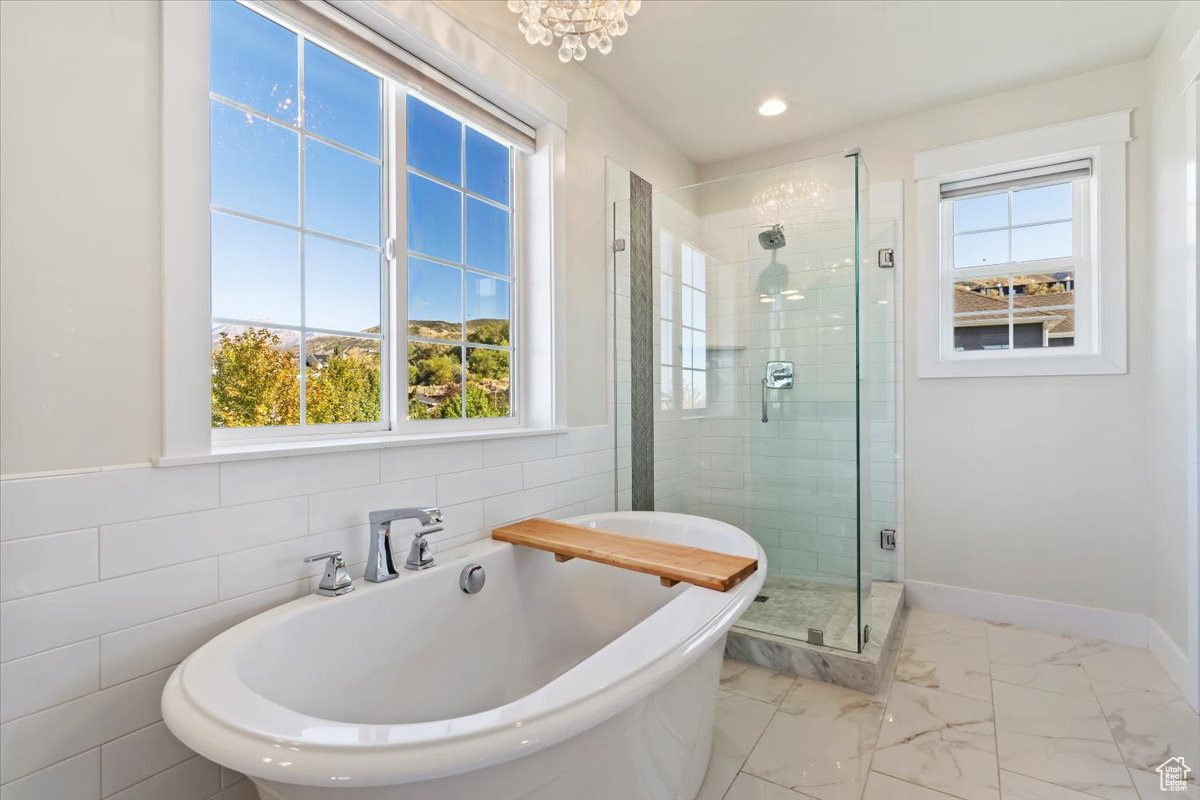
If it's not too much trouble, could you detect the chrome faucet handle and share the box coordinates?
[303,551,354,597]
[405,525,442,571]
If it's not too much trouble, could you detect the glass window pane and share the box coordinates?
[692,289,706,330]
[691,251,706,291]
[407,173,462,263]
[952,192,1008,233]
[465,128,510,205]
[211,101,298,224]
[210,0,298,123]
[1011,272,1075,350]
[660,320,673,364]
[1012,221,1072,262]
[304,236,379,333]
[211,212,299,325]
[681,286,693,330]
[465,197,510,275]
[1013,182,1071,226]
[466,348,511,418]
[682,369,705,410]
[466,273,510,345]
[660,272,672,319]
[302,41,381,157]
[304,334,381,423]
[953,229,1009,268]
[692,330,706,369]
[952,276,1010,352]
[211,324,300,427]
[406,95,461,184]
[681,328,694,369]
[305,140,380,245]
[681,245,694,285]
[408,342,461,419]
[408,257,462,340]
[660,365,674,410]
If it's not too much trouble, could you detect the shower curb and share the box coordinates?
[724,582,905,695]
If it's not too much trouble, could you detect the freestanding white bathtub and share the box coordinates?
[162,511,764,800]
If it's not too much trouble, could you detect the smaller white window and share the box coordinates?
[942,163,1088,356]
[916,112,1129,378]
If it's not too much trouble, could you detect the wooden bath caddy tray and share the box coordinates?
[492,518,758,592]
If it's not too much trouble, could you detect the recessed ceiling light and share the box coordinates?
[757,98,788,117]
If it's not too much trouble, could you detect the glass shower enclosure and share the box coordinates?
[612,152,893,653]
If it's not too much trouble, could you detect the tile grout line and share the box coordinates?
[984,620,1002,800]
[0,747,100,792]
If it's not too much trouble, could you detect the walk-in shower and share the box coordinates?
[610,151,899,655]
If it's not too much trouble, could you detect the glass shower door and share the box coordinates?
[610,151,881,653]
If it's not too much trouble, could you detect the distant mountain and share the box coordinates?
[212,320,505,354]
[409,318,509,343]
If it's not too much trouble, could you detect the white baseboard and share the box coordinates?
[904,580,1148,646]
[1149,619,1200,712]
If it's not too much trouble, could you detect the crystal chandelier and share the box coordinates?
[506,0,641,63]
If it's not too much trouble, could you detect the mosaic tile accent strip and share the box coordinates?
[629,172,655,510]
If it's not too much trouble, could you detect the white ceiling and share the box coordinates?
[568,0,1176,164]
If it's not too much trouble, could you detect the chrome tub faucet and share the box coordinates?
[365,507,444,582]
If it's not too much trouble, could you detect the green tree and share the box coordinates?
[439,384,502,418]
[211,328,300,427]
[467,347,508,380]
[306,346,381,423]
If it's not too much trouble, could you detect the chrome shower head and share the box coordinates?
[758,224,786,250]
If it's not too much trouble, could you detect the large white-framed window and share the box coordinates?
[161,0,568,461]
[915,111,1129,378]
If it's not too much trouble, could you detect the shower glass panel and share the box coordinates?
[613,152,883,653]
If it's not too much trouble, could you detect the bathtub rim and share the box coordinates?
[161,511,765,788]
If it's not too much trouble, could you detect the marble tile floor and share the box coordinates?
[703,607,1198,800]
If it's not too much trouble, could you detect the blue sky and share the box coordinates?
[952,182,1073,268]
[209,0,511,337]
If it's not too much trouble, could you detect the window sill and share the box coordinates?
[153,426,567,467]
[918,350,1125,378]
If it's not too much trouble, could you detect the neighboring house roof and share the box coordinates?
[953,280,1074,337]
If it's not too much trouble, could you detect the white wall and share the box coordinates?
[1146,0,1199,665]
[700,60,1156,618]
[0,1,164,475]
[0,0,697,476]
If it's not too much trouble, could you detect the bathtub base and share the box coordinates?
[252,641,723,800]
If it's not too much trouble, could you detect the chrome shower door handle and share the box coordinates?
[761,378,769,423]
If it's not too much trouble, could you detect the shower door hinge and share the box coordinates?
[863,624,871,644]
[612,238,626,252]
[878,248,895,268]
[880,528,897,550]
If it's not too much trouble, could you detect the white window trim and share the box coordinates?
[160,0,567,463]
[915,110,1130,378]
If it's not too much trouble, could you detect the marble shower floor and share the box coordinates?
[705,607,1198,800]
[736,576,863,651]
